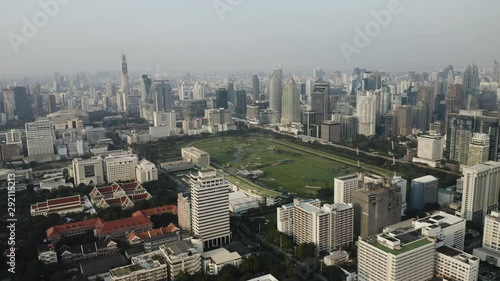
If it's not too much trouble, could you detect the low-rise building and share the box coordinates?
[89,181,152,209]
[110,252,167,281]
[127,224,180,252]
[58,238,118,263]
[79,254,127,281]
[247,274,279,281]
[323,250,349,266]
[181,147,210,167]
[37,244,57,264]
[132,205,177,218]
[202,248,242,275]
[46,218,105,242]
[135,159,158,184]
[31,195,85,217]
[435,246,479,281]
[95,215,153,239]
[160,240,202,280]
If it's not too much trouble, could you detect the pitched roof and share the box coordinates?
[46,218,105,239]
[96,215,152,235]
[132,205,177,217]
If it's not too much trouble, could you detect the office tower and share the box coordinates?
[305,78,315,105]
[179,82,193,100]
[193,81,205,100]
[227,79,235,104]
[180,100,207,119]
[468,133,490,166]
[34,94,45,117]
[430,121,444,135]
[252,74,260,102]
[464,62,480,91]
[205,108,235,133]
[395,105,413,136]
[190,167,231,249]
[153,80,173,112]
[313,67,325,80]
[356,91,377,136]
[414,101,429,132]
[153,111,176,128]
[215,88,228,109]
[280,77,301,125]
[320,121,341,143]
[293,202,354,252]
[390,176,408,216]
[460,161,500,222]
[414,133,444,167]
[436,246,479,281]
[494,60,500,83]
[120,53,129,94]
[13,86,34,122]
[116,92,127,112]
[410,176,438,210]
[340,115,358,141]
[48,94,57,114]
[140,75,152,102]
[72,156,105,186]
[417,85,435,121]
[358,234,435,281]
[104,153,138,183]
[277,198,321,236]
[352,178,401,238]
[334,174,360,204]
[269,65,283,113]
[473,211,500,267]
[313,80,331,121]
[25,120,55,157]
[135,159,158,184]
[234,90,247,116]
[177,193,191,231]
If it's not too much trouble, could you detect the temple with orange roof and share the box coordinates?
[132,205,178,218]
[89,181,152,209]
[31,195,85,217]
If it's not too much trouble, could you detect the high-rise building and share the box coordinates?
[436,246,479,281]
[358,234,435,281]
[205,108,235,133]
[227,79,235,104]
[234,90,247,116]
[72,156,105,186]
[135,159,158,184]
[395,105,413,136]
[140,75,152,102]
[177,193,191,232]
[120,53,129,94]
[14,86,34,122]
[153,80,173,112]
[153,111,176,129]
[414,133,444,167]
[216,88,228,110]
[190,167,231,249]
[352,178,401,238]
[293,202,354,252]
[104,153,138,183]
[320,121,341,143]
[340,115,358,141]
[464,62,480,91]
[334,174,360,204]
[391,176,408,216]
[473,210,500,267]
[269,65,283,113]
[468,133,490,166]
[445,84,465,130]
[356,91,377,136]
[193,82,205,100]
[281,77,301,125]
[414,101,429,132]
[410,175,438,210]
[252,74,260,102]
[25,120,55,157]
[494,60,500,83]
[460,161,500,222]
[277,198,321,236]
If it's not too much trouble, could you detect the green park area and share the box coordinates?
[192,137,362,196]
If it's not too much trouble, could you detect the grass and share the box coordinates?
[372,238,432,255]
[192,137,359,196]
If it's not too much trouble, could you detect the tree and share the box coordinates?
[296,242,316,259]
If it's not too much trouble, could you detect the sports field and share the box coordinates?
[192,137,358,196]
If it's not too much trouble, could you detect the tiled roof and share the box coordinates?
[132,205,177,217]
[96,215,152,235]
[46,218,105,239]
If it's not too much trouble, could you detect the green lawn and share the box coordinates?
[192,137,358,196]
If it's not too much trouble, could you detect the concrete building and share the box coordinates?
[37,244,57,265]
[190,167,231,249]
[356,90,377,136]
[25,120,55,157]
[358,233,435,281]
[352,177,402,238]
[181,147,210,167]
[177,193,191,232]
[269,65,283,113]
[436,246,479,281]
[410,175,438,210]
[281,77,301,125]
[247,274,278,281]
[104,153,138,183]
[391,176,408,216]
[413,133,444,167]
[109,252,167,281]
[202,248,242,275]
[293,202,354,252]
[320,121,341,143]
[135,159,158,184]
[459,161,500,222]
[72,156,105,186]
[334,174,360,204]
[473,211,500,267]
[395,105,413,136]
[159,240,202,279]
[205,108,236,133]
[468,133,490,166]
[277,198,321,236]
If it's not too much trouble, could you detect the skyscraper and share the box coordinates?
[468,133,490,166]
[356,90,377,136]
[494,60,500,83]
[153,80,173,112]
[193,82,205,100]
[473,211,500,267]
[334,174,360,204]
[460,161,500,222]
[14,86,34,122]
[140,75,152,102]
[227,79,235,104]
[410,175,438,210]
[252,74,260,102]
[216,88,228,110]
[464,62,480,91]
[395,105,413,136]
[120,53,129,94]
[234,90,247,116]
[280,77,301,125]
[269,65,283,113]
[190,167,231,249]
[25,120,55,157]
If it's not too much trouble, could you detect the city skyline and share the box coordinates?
[1,0,499,78]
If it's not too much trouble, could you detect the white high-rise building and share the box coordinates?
[293,202,354,252]
[468,133,490,166]
[460,161,500,222]
[473,210,500,267]
[334,174,360,204]
[104,153,138,183]
[356,90,377,136]
[120,53,129,94]
[416,133,444,161]
[358,234,435,281]
[135,159,158,184]
[25,120,55,157]
[269,65,283,113]
[153,111,176,129]
[205,109,235,134]
[277,198,321,236]
[193,82,205,100]
[391,175,408,216]
[280,77,301,125]
[177,193,191,232]
[436,246,479,281]
[72,156,104,186]
[190,167,231,249]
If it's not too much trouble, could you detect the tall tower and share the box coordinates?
[494,60,500,83]
[356,90,377,136]
[281,77,301,125]
[140,75,152,102]
[468,133,490,166]
[25,120,55,157]
[463,62,480,91]
[252,74,260,102]
[269,65,283,113]
[153,80,173,112]
[120,53,129,94]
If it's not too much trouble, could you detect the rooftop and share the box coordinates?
[202,248,241,264]
[413,175,438,183]
[372,237,432,255]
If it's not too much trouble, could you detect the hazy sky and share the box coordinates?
[1,0,499,78]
